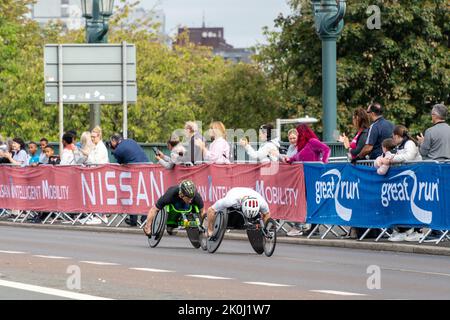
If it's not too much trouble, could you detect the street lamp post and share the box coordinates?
[81,0,115,130]
[311,0,346,142]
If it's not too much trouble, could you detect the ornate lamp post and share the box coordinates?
[311,0,346,142]
[81,0,115,129]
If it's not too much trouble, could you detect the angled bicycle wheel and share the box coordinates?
[262,218,277,257]
[247,228,264,255]
[148,208,168,248]
[206,210,228,254]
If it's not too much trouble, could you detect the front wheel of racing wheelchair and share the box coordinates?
[148,208,168,248]
[202,208,277,257]
[200,210,228,253]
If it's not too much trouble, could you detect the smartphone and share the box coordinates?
[152,147,160,155]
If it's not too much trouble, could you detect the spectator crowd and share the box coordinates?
[0,103,449,240]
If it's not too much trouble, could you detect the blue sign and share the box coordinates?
[303,163,449,230]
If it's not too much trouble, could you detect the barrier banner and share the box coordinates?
[441,164,450,230]
[0,163,306,221]
[304,163,448,229]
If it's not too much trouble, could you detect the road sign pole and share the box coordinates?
[90,104,101,130]
[122,41,128,139]
[87,0,108,131]
[58,44,64,153]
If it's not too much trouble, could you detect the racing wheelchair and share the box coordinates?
[200,207,277,257]
[147,204,204,249]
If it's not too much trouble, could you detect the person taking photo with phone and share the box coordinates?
[156,135,186,169]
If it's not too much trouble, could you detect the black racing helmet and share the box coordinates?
[179,180,196,199]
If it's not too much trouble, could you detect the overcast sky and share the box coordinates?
[138,0,292,48]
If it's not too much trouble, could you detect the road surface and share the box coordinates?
[0,226,449,300]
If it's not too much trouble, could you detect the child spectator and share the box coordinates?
[44,146,61,165]
[374,138,396,175]
[28,141,40,165]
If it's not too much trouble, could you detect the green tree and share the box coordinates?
[256,0,450,136]
[0,0,281,143]
[202,63,278,131]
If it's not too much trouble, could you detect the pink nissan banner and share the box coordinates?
[0,164,306,222]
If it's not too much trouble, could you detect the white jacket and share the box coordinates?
[245,140,279,162]
[392,140,422,163]
[87,141,109,164]
[60,148,75,165]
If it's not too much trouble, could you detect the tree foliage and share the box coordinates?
[256,0,450,136]
[0,0,277,143]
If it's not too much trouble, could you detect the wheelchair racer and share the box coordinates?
[205,187,271,238]
[143,180,204,237]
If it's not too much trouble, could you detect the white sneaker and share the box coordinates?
[405,232,423,242]
[404,228,415,236]
[85,217,102,225]
[388,231,407,242]
[287,228,302,237]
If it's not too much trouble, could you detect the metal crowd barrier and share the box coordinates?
[1,160,449,246]
[300,159,450,245]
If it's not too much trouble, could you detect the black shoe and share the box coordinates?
[302,228,319,237]
[27,216,42,224]
[125,218,137,227]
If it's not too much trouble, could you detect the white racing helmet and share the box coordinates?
[241,196,260,218]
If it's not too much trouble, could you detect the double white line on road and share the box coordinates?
[244,282,293,287]
[33,255,71,260]
[80,261,120,266]
[130,268,175,273]
[186,275,232,280]
[310,290,367,296]
[0,279,112,300]
[0,250,27,254]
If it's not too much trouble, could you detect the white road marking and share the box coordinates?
[32,255,71,260]
[79,261,120,266]
[186,275,232,280]
[244,282,293,287]
[0,279,112,300]
[0,250,27,254]
[383,267,450,278]
[130,268,175,273]
[310,290,367,296]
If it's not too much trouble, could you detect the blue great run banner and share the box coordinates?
[303,163,450,230]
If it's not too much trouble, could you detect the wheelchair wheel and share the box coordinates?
[186,227,201,249]
[206,210,228,254]
[247,229,264,255]
[263,218,277,257]
[200,217,208,251]
[148,209,168,248]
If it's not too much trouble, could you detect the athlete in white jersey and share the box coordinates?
[206,187,272,237]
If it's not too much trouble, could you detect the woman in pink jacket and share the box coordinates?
[285,124,330,163]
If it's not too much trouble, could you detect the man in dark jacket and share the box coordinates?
[109,134,150,226]
[356,102,395,160]
[110,134,149,164]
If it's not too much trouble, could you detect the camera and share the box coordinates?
[152,147,161,155]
